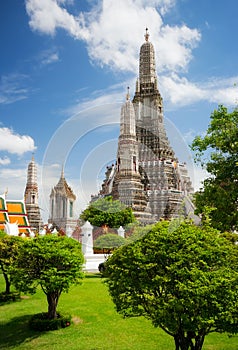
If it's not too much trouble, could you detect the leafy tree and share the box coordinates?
[12,235,84,319]
[0,232,23,294]
[80,196,135,228]
[105,220,238,350]
[94,233,125,255]
[191,105,238,231]
[126,223,154,243]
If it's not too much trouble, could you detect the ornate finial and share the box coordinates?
[61,164,64,178]
[126,86,130,100]
[31,152,35,161]
[145,27,149,42]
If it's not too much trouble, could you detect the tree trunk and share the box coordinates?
[174,335,180,350]
[194,334,205,350]
[47,291,60,319]
[3,272,11,294]
[174,334,190,350]
[174,333,205,350]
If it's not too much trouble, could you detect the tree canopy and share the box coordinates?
[94,233,125,254]
[191,105,238,231]
[105,220,238,350]
[80,196,135,228]
[12,235,84,319]
[0,232,23,294]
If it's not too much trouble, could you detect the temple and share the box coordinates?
[99,29,194,223]
[48,169,78,235]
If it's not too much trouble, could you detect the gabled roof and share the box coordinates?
[0,194,32,235]
[51,171,76,200]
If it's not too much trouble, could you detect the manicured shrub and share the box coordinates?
[29,312,71,331]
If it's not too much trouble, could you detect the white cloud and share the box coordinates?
[150,0,176,15]
[67,89,124,118]
[161,73,204,105]
[0,74,29,105]
[25,0,89,39]
[158,25,201,72]
[40,49,60,65]
[25,0,200,74]
[85,2,164,72]
[161,74,238,107]
[0,167,26,199]
[69,74,238,114]
[25,1,237,110]
[0,127,36,155]
[0,157,11,166]
[205,77,238,105]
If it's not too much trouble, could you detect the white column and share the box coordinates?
[81,221,94,255]
[118,226,125,238]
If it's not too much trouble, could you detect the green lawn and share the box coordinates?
[0,273,237,350]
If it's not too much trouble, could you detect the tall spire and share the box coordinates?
[111,85,152,223]
[26,156,37,185]
[133,30,193,221]
[139,28,156,86]
[24,156,42,232]
[120,88,136,137]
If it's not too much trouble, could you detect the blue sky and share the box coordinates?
[0,0,238,222]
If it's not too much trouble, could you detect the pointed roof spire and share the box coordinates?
[53,168,76,200]
[126,86,130,101]
[145,27,149,42]
[61,164,65,179]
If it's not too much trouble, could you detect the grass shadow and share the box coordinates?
[0,299,21,307]
[0,314,43,349]
[85,273,101,279]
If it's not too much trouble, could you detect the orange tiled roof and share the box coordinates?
[0,195,31,235]
[0,212,8,224]
[7,200,31,232]
[7,201,25,214]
